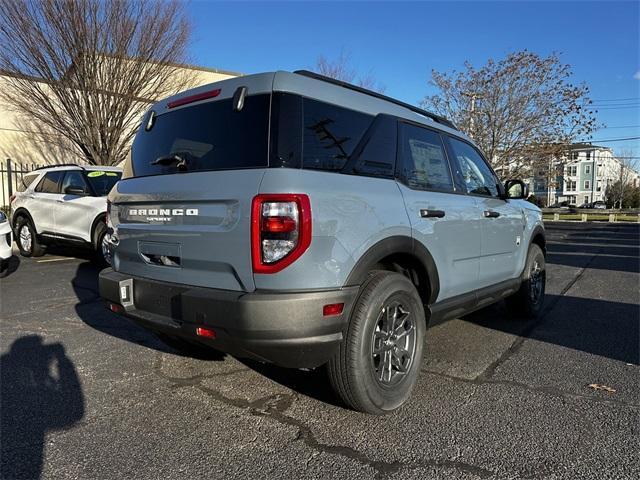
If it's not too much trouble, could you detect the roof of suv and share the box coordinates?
[156,70,473,145]
[31,164,122,173]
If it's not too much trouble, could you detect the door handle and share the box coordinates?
[420,209,445,219]
[483,210,500,218]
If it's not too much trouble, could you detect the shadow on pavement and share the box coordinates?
[0,254,20,278]
[465,294,640,365]
[71,261,225,359]
[0,336,84,480]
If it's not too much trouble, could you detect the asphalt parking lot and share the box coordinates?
[1,222,638,480]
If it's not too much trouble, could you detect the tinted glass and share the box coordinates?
[17,173,38,192]
[270,93,302,169]
[345,115,397,178]
[85,171,121,196]
[61,171,88,194]
[447,137,498,196]
[131,95,270,177]
[399,124,453,191]
[35,171,63,193]
[303,99,373,171]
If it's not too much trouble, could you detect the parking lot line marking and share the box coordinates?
[37,257,77,263]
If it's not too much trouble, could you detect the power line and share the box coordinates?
[591,97,640,102]
[597,125,640,129]
[579,136,640,143]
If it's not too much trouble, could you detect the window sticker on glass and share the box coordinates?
[106,172,119,176]
[88,171,106,177]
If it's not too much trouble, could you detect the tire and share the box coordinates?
[328,271,426,414]
[506,244,546,319]
[15,216,45,257]
[154,332,223,360]
[93,221,110,266]
[0,259,8,278]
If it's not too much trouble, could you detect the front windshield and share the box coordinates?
[85,171,121,196]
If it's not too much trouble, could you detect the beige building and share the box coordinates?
[0,61,240,205]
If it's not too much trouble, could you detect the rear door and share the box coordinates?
[31,171,64,234]
[397,122,483,301]
[55,170,94,241]
[445,136,525,288]
[111,92,272,293]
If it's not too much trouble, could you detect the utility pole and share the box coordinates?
[461,91,482,134]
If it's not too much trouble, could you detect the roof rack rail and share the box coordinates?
[293,70,458,130]
[33,163,85,171]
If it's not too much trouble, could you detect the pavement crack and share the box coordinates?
[476,227,615,382]
[423,369,639,409]
[153,354,495,479]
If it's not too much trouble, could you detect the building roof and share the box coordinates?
[568,143,612,151]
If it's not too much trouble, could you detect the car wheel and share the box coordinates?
[154,332,224,360]
[15,217,45,257]
[506,244,546,319]
[327,271,426,414]
[0,258,8,278]
[93,221,110,265]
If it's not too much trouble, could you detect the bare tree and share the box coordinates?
[0,0,196,166]
[605,149,639,208]
[421,51,598,178]
[315,50,385,93]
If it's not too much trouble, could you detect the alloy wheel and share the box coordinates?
[19,224,32,253]
[371,299,417,386]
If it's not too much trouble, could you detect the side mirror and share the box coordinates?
[65,185,86,195]
[504,179,528,199]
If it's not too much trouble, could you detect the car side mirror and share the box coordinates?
[504,179,528,199]
[65,185,86,195]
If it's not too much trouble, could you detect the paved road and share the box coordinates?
[1,222,638,480]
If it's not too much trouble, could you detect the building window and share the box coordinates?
[597,180,602,192]
[585,165,591,175]
[586,151,591,160]
[584,180,590,190]
[584,196,589,204]
[566,179,577,191]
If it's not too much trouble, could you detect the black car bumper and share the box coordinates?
[99,269,359,368]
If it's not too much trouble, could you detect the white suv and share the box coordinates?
[10,164,122,262]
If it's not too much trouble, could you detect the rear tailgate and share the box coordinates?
[111,170,265,292]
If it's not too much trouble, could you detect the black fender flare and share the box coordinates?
[11,207,36,233]
[344,235,440,304]
[529,224,546,256]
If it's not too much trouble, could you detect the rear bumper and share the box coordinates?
[99,269,358,368]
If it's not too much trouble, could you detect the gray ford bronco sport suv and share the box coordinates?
[99,70,546,414]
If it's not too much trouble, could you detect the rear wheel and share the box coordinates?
[506,244,546,319]
[15,217,45,257]
[93,221,110,265]
[328,271,426,414]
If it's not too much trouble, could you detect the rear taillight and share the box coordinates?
[251,194,311,274]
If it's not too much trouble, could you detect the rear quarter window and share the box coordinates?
[17,173,39,192]
[302,99,373,171]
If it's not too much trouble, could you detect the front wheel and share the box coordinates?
[93,221,111,265]
[328,271,426,414]
[15,217,45,257]
[506,244,546,319]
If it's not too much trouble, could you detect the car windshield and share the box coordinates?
[85,170,121,196]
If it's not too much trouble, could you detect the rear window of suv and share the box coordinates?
[131,94,270,177]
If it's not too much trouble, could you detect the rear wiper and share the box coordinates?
[150,153,190,170]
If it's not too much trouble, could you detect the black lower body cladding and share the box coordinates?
[99,269,359,368]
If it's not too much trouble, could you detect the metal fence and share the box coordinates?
[0,158,46,209]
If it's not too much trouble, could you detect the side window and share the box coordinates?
[446,137,499,197]
[34,171,63,194]
[303,99,373,171]
[17,173,38,192]
[344,114,397,178]
[61,171,88,194]
[398,123,454,191]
